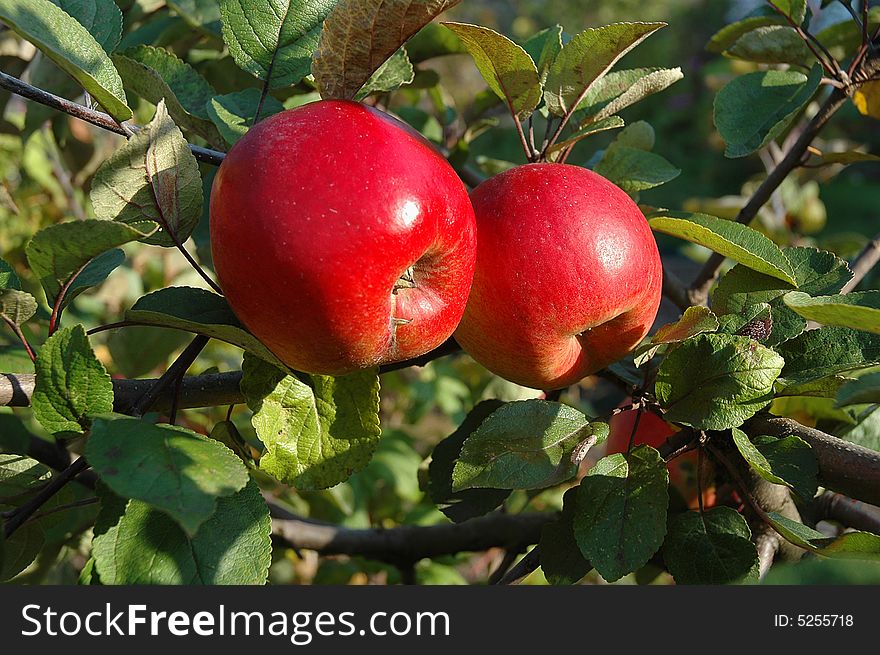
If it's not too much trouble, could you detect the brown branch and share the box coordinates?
[840,232,880,293]
[495,545,542,585]
[814,491,880,534]
[269,504,553,565]
[688,88,849,305]
[0,71,226,166]
[746,415,880,506]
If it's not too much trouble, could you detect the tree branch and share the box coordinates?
[841,232,880,293]
[688,87,850,305]
[269,503,553,565]
[0,71,226,166]
[814,491,880,534]
[746,414,880,506]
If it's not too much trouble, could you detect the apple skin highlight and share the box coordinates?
[210,100,476,375]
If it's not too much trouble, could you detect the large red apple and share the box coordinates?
[454,163,662,389]
[209,100,476,375]
[606,404,716,510]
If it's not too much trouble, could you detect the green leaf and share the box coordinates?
[0,259,21,290]
[594,145,680,194]
[0,503,43,581]
[91,100,203,248]
[546,115,625,155]
[312,0,462,101]
[655,333,784,430]
[633,305,719,365]
[574,68,663,117]
[0,454,51,499]
[0,289,37,326]
[241,354,381,490]
[92,480,272,584]
[0,0,131,120]
[113,45,222,146]
[220,0,337,90]
[731,428,818,500]
[31,324,113,434]
[126,286,289,369]
[441,22,541,120]
[64,249,126,308]
[354,47,415,100]
[544,22,666,117]
[25,219,154,309]
[539,487,592,585]
[591,67,682,121]
[427,400,511,523]
[86,415,250,536]
[521,24,562,84]
[713,64,822,158]
[573,446,668,583]
[713,246,851,346]
[207,89,285,146]
[108,325,190,378]
[663,507,758,585]
[784,291,880,335]
[768,512,880,560]
[167,0,222,36]
[451,400,605,491]
[725,26,813,65]
[50,0,123,53]
[649,212,798,285]
[777,327,880,385]
[836,372,880,407]
[707,7,790,53]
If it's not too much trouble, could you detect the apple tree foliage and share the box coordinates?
[1,0,880,585]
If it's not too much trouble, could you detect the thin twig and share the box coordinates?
[766,0,842,78]
[495,545,542,585]
[3,457,89,538]
[0,71,226,166]
[688,87,850,305]
[840,232,880,293]
[2,317,36,361]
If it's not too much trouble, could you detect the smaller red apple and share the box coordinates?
[606,403,716,510]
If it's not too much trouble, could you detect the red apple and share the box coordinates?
[606,404,716,510]
[209,100,476,375]
[454,163,662,389]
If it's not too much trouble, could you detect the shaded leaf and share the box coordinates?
[427,400,511,523]
[725,26,813,65]
[522,24,562,84]
[539,487,592,585]
[594,144,680,194]
[86,415,250,535]
[707,7,790,53]
[126,286,288,369]
[573,446,668,583]
[714,64,822,158]
[777,326,880,385]
[836,372,880,407]
[0,289,37,326]
[50,0,123,53]
[546,115,624,155]
[92,480,272,584]
[0,259,21,290]
[731,428,818,500]
[663,507,758,584]
[25,220,154,309]
[452,400,605,491]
